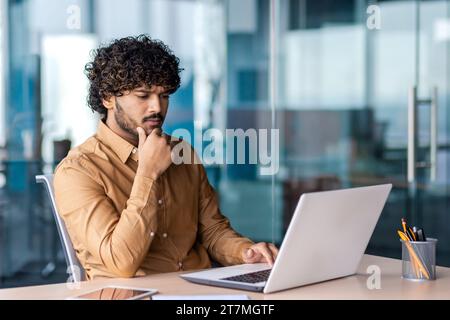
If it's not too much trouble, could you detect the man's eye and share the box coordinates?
[137,95,148,99]
[161,94,170,99]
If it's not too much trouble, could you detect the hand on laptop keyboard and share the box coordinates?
[242,242,278,267]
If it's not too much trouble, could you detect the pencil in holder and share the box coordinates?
[401,238,437,281]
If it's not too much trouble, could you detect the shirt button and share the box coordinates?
[158,199,163,205]
[162,233,168,238]
[132,148,137,154]
[150,232,155,237]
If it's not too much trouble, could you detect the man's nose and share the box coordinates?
[147,94,161,113]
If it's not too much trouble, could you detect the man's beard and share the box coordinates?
[114,98,139,139]
[114,98,165,138]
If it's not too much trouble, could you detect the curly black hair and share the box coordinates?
[85,34,182,119]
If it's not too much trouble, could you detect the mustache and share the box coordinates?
[142,114,164,123]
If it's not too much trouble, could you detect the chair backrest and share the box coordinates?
[36,174,85,282]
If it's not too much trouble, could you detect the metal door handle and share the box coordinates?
[408,87,418,183]
[407,86,438,183]
[430,87,437,182]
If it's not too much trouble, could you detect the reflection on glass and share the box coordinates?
[276,0,450,265]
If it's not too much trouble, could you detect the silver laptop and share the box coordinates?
[180,184,392,294]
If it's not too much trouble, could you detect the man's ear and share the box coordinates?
[102,96,115,110]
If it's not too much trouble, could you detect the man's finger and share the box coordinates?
[137,127,146,149]
[162,132,171,145]
[257,244,274,266]
[243,248,261,263]
[268,243,279,260]
[242,248,254,263]
[151,127,162,137]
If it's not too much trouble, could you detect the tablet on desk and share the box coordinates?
[67,286,158,300]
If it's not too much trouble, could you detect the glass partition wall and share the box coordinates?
[274,0,450,265]
[194,0,450,266]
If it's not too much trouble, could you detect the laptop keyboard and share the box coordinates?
[221,269,271,284]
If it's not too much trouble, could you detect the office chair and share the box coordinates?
[36,174,85,282]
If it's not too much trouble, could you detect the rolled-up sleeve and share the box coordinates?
[197,164,254,266]
[54,158,159,278]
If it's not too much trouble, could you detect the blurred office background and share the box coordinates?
[0,0,449,288]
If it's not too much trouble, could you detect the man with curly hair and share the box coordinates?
[54,35,278,280]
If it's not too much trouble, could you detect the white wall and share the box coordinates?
[41,34,98,163]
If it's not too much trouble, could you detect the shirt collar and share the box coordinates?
[96,121,139,163]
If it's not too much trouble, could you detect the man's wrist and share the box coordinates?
[136,166,160,180]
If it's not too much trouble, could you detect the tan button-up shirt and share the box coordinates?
[54,121,254,280]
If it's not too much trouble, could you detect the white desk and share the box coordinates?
[0,255,449,299]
